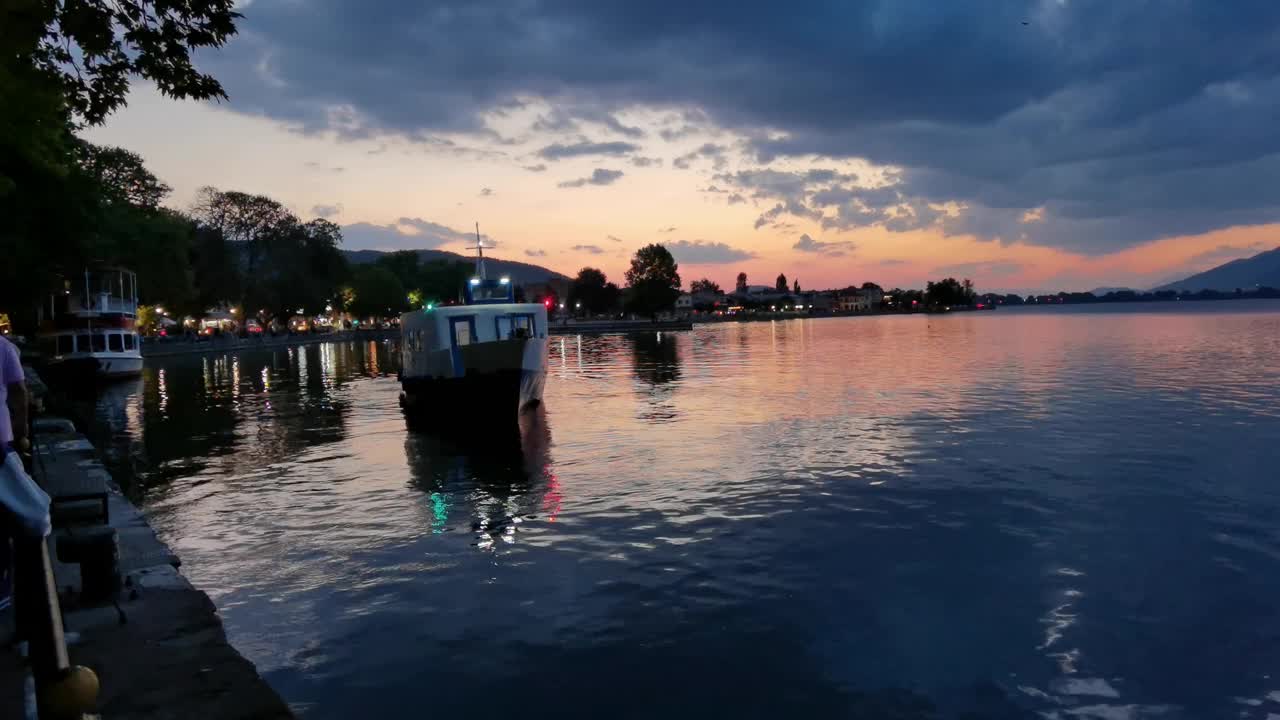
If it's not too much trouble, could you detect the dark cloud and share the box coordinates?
[311,203,342,218]
[479,187,494,197]
[666,240,755,264]
[206,1,1280,253]
[537,140,639,161]
[522,163,547,172]
[558,168,624,188]
[714,169,945,234]
[658,226,677,233]
[525,249,547,257]
[673,143,729,170]
[342,218,489,250]
[726,193,746,205]
[607,234,623,243]
[572,244,605,254]
[660,125,703,142]
[792,233,855,257]
[630,156,662,168]
[532,107,645,138]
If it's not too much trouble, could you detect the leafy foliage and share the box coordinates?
[17,0,241,125]
[690,278,721,294]
[348,265,407,318]
[624,244,681,317]
[571,267,621,313]
[925,277,977,308]
[775,273,788,292]
[191,187,349,321]
[76,142,171,208]
[735,272,748,292]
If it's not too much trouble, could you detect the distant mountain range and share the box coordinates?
[1090,286,1135,296]
[1152,246,1280,292]
[344,248,569,285]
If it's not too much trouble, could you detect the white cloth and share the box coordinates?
[1,451,51,537]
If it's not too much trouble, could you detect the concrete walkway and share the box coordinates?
[1,407,293,718]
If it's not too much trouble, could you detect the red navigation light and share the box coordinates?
[543,298,552,308]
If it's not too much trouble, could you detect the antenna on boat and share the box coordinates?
[467,222,488,280]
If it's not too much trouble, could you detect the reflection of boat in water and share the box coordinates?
[37,266,143,380]
[404,406,557,544]
[399,235,548,419]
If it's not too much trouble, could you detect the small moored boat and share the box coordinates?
[399,242,548,418]
[37,266,143,379]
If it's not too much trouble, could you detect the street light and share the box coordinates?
[575,302,581,309]
[559,303,565,310]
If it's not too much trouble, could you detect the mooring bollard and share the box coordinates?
[56,527,121,606]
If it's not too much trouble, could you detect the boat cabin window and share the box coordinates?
[123,333,135,350]
[77,334,90,353]
[57,335,74,355]
[91,334,106,352]
[512,314,536,338]
[108,333,123,352]
[496,316,512,339]
[450,317,475,347]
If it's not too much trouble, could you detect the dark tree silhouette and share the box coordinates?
[925,277,977,308]
[736,272,748,293]
[348,265,406,318]
[793,279,800,294]
[571,267,621,313]
[776,273,788,292]
[690,278,721,294]
[625,244,682,318]
[19,0,241,124]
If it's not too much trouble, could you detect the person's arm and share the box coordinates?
[8,380,29,451]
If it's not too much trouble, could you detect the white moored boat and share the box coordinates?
[399,244,548,418]
[38,266,144,380]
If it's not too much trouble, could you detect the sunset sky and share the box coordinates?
[86,1,1280,294]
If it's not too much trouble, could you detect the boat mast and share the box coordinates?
[472,222,487,280]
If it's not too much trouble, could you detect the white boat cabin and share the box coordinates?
[400,276,548,380]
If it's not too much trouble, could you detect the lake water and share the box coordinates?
[86,301,1280,719]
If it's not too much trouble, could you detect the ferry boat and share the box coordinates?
[37,266,143,379]
[399,245,548,417]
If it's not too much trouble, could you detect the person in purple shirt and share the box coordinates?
[1,335,31,612]
[1,335,27,456]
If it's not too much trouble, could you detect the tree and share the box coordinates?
[793,279,800,294]
[924,277,976,308]
[376,250,422,290]
[14,0,241,126]
[416,259,472,305]
[571,267,617,314]
[690,278,721,294]
[862,282,883,293]
[776,273,788,292]
[185,223,239,312]
[348,265,406,319]
[624,244,681,318]
[75,142,171,209]
[736,272,748,293]
[191,188,348,321]
[0,0,242,331]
